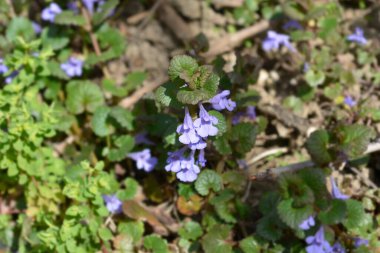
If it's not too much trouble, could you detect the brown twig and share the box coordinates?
[5,0,16,18]
[201,20,270,60]
[118,78,167,109]
[79,2,111,78]
[256,142,380,178]
[138,0,165,30]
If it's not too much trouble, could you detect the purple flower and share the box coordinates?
[194,104,218,138]
[209,90,236,111]
[299,215,315,230]
[330,176,349,200]
[177,107,206,150]
[177,150,200,182]
[331,242,346,253]
[60,57,84,77]
[304,62,310,72]
[344,96,356,107]
[135,132,154,145]
[127,149,157,172]
[197,149,206,167]
[354,238,369,248]
[347,27,367,45]
[82,0,97,13]
[165,147,187,173]
[232,106,256,125]
[262,30,295,52]
[32,22,42,34]
[67,2,79,13]
[0,59,17,84]
[103,195,122,214]
[305,226,332,253]
[41,3,62,22]
[0,59,9,76]
[283,20,303,30]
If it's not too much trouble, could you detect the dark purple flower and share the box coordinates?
[331,242,346,253]
[41,3,62,22]
[197,149,206,167]
[135,132,154,145]
[299,215,315,230]
[67,2,79,13]
[232,106,256,125]
[103,194,122,214]
[32,22,42,34]
[305,226,332,253]
[354,238,369,248]
[283,20,303,30]
[177,107,206,150]
[262,30,295,52]
[177,150,200,182]
[209,90,236,111]
[330,176,349,200]
[344,96,356,107]
[347,27,367,45]
[127,149,157,172]
[60,57,84,77]
[194,104,218,138]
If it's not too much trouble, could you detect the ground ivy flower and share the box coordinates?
[344,96,356,107]
[299,215,315,230]
[330,176,349,200]
[103,195,123,214]
[194,104,218,138]
[165,147,187,173]
[60,57,84,77]
[177,150,200,182]
[354,238,369,248]
[0,59,9,76]
[177,107,206,150]
[283,20,303,30]
[32,22,42,34]
[331,242,346,253]
[197,149,206,167]
[82,0,97,13]
[304,62,310,72]
[305,226,332,253]
[232,106,256,124]
[209,90,236,111]
[262,30,295,52]
[41,3,62,22]
[135,132,154,145]
[127,149,157,172]
[347,27,367,45]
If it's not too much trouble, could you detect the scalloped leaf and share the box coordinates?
[239,236,260,253]
[109,107,134,131]
[230,123,257,154]
[256,213,283,241]
[318,199,347,225]
[66,81,104,114]
[54,11,85,26]
[47,61,69,80]
[277,199,314,229]
[41,26,70,50]
[306,129,332,165]
[168,55,198,81]
[213,134,232,155]
[93,0,119,26]
[107,135,135,162]
[178,221,203,241]
[143,235,169,253]
[195,170,222,196]
[177,89,208,105]
[201,225,233,253]
[155,81,181,108]
[91,106,113,137]
[336,124,375,158]
[6,17,35,42]
[343,199,367,229]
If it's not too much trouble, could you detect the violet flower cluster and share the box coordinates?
[166,90,236,182]
[262,31,295,52]
[41,3,62,23]
[61,57,84,77]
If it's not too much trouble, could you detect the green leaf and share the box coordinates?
[6,17,35,42]
[177,89,208,105]
[168,55,198,81]
[54,11,85,26]
[305,70,325,87]
[189,65,212,89]
[201,225,233,253]
[108,135,135,162]
[98,227,113,241]
[298,168,328,200]
[277,199,314,229]
[109,107,134,131]
[195,170,223,196]
[256,213,283,241]
[230,123,257,153]
[125,71,147,93]
[91,106,113,137]
[210,190,237,223]
[259,192,281,214]
[213,134,232,155]
[336,125,375,158]
[47,61,69,80]
[318,199,347,225]
[41,26,70,50]
[66,81,104,114]
[178,221,203,241]
[155,81,181,108]
[222,171,247,192]
[118,178,138,200]
[102,79,128,97]
[118,221,144,243]
[209,110,227,136]
[143,235,169,253]
[343,199,367,229]
[93,0,119,26]
[306,129,332,165]
[239,236,260,253]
